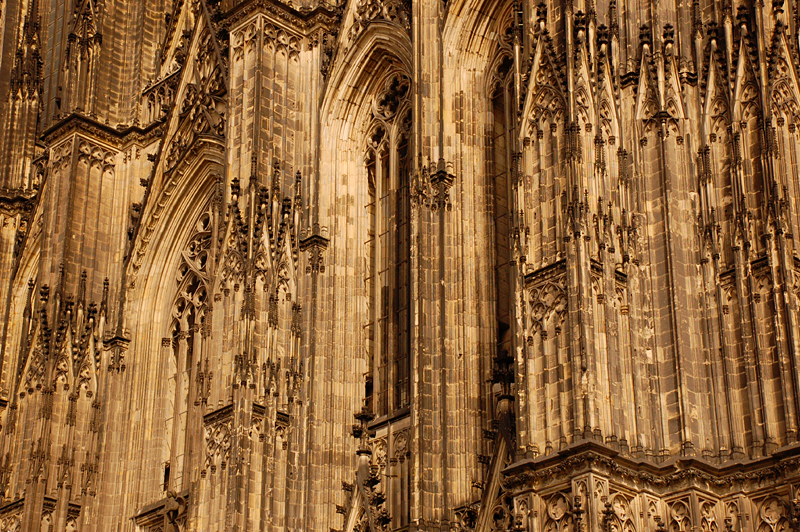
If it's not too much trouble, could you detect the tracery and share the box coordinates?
[364,73,412,418]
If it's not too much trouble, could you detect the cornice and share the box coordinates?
[103,334,131,350]
[0,188,37,217]
[298,232,330,251]
[502,439,800,493]
[202,402,269,426]
[524,258,567,287]
[203,403,234,425]
[224,0,340,35]
[41,113,165,150]
[0,497,24,516]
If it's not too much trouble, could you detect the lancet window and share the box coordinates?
[364,74,412,418]
[489,55,515,341]
[163,208,211,492]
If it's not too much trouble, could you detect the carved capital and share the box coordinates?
[300,223,329,274]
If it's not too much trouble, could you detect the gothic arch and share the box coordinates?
[123,153,222,499]
[364,74,413,149]
[771,79,800,124]
[126,150,222,349]
[319,36,413,233]
[733,81,760,123]
[323,26,412,124]
[486,50,513,100]
[443,0,514,73]
[360,71,413,415]
[128,136,224,292]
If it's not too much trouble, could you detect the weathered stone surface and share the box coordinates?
[1,0,800,530]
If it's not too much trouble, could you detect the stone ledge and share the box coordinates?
[502,438,800,492]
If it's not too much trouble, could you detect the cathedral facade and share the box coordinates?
[2,0,800,530]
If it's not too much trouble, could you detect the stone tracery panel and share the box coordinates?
[757,497,791,532]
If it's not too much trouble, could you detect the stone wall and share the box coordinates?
[0,0,799,530]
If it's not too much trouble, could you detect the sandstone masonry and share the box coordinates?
[2,0,800,531]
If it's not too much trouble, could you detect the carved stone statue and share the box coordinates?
[160,491,187,532]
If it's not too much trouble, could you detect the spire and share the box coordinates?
[60,0,103,116]
[10,0,43,97]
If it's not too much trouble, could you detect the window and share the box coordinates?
[364,74,412,417]
[490,57,515,365]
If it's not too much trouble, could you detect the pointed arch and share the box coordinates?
[322,25,412,124]
[442,0,514,73]
[123,146,222,500]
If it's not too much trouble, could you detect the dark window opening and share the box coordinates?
[163,462,171,492]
